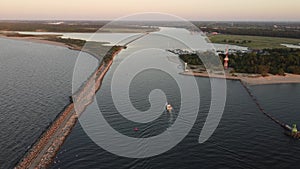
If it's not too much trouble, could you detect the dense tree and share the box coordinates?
[180,49,300,75]
[220,48,300,75]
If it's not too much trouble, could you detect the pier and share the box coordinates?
[15,46,123,169]
[14,32,148,169]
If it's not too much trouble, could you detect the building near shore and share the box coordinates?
[212,43,250,54]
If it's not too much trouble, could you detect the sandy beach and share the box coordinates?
[240,73,300,85]
[181,71,300,85]
[0,35,72,48]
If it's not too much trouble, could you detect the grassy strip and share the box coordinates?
[209,34,300,49]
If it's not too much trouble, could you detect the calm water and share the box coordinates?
[51,81,300,169]
[0,38,94,169]
[50,28,300,169]
[1,27,300,169]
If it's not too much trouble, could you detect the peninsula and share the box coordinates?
[176,47,300,85]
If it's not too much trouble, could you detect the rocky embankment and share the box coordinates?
[15,46,124,169]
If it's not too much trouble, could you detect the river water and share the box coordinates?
[51,28,300,168]
[0,27,300,169]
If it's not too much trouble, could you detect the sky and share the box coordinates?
[1,0,300,21]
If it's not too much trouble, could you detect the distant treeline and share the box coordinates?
[192,21,300,39]
[0,22,103,32]
[203,27,300,39]
[0,21,157,33]
[1,21,299,39]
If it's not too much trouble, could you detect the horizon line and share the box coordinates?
[0,19,300,23]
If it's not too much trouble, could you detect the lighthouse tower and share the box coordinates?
[184,62,188,72]
[224,46,229,70]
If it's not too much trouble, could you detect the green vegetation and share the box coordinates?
[46,36,124,63]
[194,21,300,39]
[179,48,300,76]
[0,22,101,32]
[179,54,202,65]
[46,37,86,47]
[102,45,124,63]
[220,48,300,75]
[209,34,300,49]
[179,51,224,71]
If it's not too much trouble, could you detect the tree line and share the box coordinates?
[221,48,300,75]
[179,48,300,76]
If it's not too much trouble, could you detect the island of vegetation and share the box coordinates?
[178,46,300,85]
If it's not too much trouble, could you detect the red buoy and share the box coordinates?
[134,127,139,131]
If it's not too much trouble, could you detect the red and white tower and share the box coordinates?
[224,46,229,70]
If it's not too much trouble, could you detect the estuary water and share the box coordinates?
[1,27,300,169]
[50,28,300,169]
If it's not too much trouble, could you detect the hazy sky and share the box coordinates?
[1,0,299,21]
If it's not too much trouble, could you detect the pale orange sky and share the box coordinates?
[1,0,299,21]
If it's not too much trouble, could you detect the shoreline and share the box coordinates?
[0,35,72,48]
[0,34,106,61]
[181,71,300,85]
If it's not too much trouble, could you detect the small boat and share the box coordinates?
[166,103,173,112]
